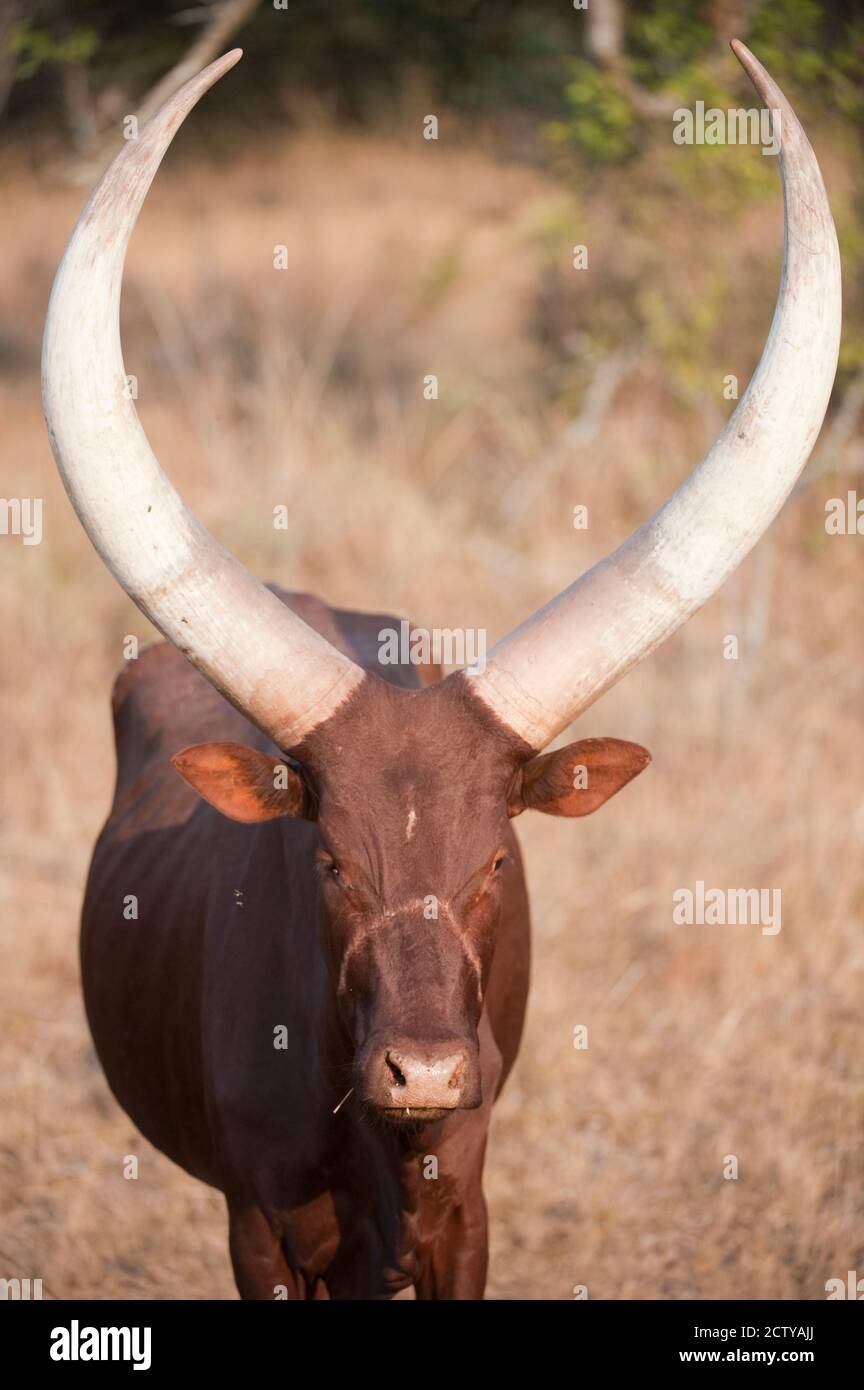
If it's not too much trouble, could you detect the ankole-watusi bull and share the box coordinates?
[42,41,839,1299]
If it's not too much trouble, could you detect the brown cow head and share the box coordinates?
[172,673,649,1125]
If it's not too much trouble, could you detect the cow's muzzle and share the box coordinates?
[358,1036,481,1123]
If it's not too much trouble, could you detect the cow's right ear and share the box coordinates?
[171,742,316,823]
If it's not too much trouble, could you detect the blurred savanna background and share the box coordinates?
[1,0,863,1300]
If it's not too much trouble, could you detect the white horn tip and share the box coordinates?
[211,48,244,76]
[730,38,786,115]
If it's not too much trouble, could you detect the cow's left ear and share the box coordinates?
[172,741,316,823]
[507,737,650,818]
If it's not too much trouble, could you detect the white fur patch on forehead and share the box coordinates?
[405,808,417,842]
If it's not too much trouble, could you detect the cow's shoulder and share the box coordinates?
[109,641,248,797]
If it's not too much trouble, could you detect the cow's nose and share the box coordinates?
[361,1038,481,1116]
[385,1046,466,1103]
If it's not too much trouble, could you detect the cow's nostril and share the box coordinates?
[385,1052,407,1088]
[449,1056,465,1089]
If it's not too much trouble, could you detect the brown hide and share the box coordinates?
[82,588,646,1298]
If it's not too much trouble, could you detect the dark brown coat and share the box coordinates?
[82,589,647,1298]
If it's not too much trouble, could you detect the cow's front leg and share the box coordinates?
[227,1200,301,1300]
[414,1186,489,1300]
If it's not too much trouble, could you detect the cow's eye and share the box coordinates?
[493,854,507,873]
[317,857,342,884]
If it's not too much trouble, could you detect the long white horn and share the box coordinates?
[42,50,363,749]
[468,41,841,751]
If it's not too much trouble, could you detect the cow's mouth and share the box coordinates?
[378,1106,455,1127]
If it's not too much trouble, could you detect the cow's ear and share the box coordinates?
[172,742,315,823]
[507,738,650,818]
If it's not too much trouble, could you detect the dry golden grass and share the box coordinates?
[0,120,862,1299]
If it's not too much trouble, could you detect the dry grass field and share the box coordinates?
[1,106,862,1299]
